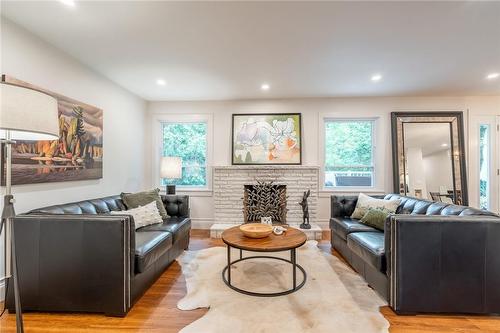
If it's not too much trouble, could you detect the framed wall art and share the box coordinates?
[231,113,302,165]
[1,75,103,185]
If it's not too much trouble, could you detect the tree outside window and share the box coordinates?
[324,120,374,187]
[162,122,207,187]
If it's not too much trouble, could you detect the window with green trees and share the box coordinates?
[162,122,207,187]
[324,120,374,187]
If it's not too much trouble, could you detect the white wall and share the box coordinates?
[0,20,147,297]
[146,95,500,229]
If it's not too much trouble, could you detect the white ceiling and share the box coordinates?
[2,1,500,101]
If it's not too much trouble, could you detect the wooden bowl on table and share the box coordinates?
[239,223,273,239]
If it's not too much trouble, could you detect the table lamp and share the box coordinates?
[1,82,59,333]
[160,156,182,194]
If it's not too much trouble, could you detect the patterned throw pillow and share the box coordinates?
[351,193,400,219]
[121,188,168,219]
[360,207,391,231]
[110,201,163,229]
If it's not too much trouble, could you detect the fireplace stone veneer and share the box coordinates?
[213,166,319,226]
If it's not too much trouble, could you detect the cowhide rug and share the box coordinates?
[177,240,389,333]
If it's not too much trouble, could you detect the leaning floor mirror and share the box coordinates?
[391,112,468,205]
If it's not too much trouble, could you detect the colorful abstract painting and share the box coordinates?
[232,113,302,165]
[1,75,103,185]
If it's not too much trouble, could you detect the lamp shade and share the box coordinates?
[0,83,59,140]
[160,156,182,179]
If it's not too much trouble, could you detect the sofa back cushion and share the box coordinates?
[383,193,499,217]
[29,195,126,215]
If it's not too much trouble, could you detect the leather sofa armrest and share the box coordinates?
[161,195,190,217]
[386,215,500,314]
[8,214,133,316]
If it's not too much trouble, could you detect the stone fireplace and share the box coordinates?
[243,182,287,224]
[211,165,322,239]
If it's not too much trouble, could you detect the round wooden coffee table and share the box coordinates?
[221,225,307,297]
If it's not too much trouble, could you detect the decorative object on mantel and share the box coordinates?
[1,75,103,186]
[242,180,288,224]
[239,223,273,238]
[260,216,272,225]
[231,113,302,165]
[160,156,182,194]
[298,190,311,229]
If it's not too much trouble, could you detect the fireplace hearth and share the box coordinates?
[243,181,287,224]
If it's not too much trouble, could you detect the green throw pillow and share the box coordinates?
[121,188,168,219]
[360,208,391,231]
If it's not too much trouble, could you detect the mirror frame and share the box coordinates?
[391,111,468,205]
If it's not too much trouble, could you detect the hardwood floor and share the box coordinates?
[1,230,499,333]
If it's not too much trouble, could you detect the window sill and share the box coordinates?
[319,188,385,198]
[160,188,213,197]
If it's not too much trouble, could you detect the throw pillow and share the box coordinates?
[110,201,163,229]
[121,188,168,219]
[351,193,400,219]
[360,207,391,231]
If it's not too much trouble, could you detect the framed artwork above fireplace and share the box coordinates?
[231,113,302,165]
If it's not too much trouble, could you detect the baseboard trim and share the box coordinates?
[190,218,214,229]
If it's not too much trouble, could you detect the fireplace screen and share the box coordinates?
[243,181,287,224]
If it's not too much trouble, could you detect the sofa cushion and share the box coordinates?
[347,232,386,272]
[351,193,400,219]
[360,208,390,231]
[29,195,126,215]
[122,189,168,219]
[330,217,378,241]
[140,217,191,243]
[134,231,172,273]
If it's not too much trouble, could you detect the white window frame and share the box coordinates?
[319,116,383,193]
[152,113,213,193]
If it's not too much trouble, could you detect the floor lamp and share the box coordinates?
[1,83,59,333]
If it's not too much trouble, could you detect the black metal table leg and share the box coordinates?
[240,248,243,260]
[227,245,231,285]
[291,248,297,290]
[222,253,306,297]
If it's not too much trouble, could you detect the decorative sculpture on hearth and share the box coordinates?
[298,190,311,229]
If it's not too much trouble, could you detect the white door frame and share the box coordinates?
[468,115,499,213]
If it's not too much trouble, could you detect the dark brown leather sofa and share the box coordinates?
[6,194,190,317]
[331,194,500,315]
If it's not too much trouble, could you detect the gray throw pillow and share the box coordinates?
[121,188,168,219]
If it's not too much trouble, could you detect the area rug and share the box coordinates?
[177,241,389,333]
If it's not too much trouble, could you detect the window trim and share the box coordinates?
[319,116,382,193]
[151,113,213,193]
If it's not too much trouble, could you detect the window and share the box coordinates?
[479,124,490,209]
[153,114,212,191]
[324,119,375,188]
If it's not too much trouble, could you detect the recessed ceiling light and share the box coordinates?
[486,72,499,80]
[371,74,382,82]
[260,83,270,91]
[156,79,166,86]
[59,0,75,7]
[441,143,449,147]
